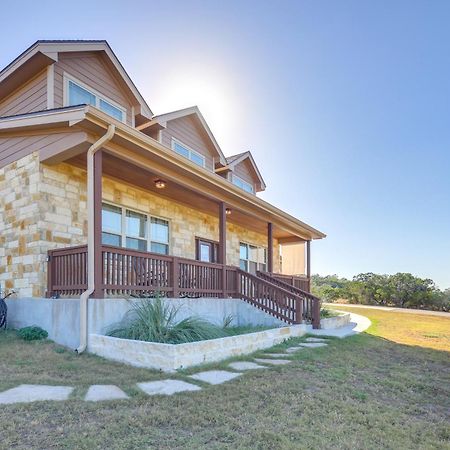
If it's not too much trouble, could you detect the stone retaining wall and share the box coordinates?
[88,324,307,372]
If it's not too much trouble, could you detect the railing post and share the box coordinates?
[312,299,321,329]
[236,269,241,298]
[222,265,227,298]
[46,251,54,298]
[267,222,273,273]
[295,297,303,324]
[171,256,179,298]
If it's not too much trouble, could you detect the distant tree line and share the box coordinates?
[311,273,450,312]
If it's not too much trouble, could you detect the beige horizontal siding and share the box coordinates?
[161,115,216,171]
[54,52,133,126]
[0,70,47,117]
[0,133,74,168]
[233,159,257,192]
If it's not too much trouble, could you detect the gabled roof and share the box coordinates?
[225,150,266,191]
[143,106,227,166]
[0,40,152,119]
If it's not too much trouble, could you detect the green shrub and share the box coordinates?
[320,308,340,318]
[108,296,227,344]
[17,326,48,341]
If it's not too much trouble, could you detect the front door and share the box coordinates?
[196,238,218,263]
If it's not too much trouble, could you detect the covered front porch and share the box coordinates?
[38,108,323,327]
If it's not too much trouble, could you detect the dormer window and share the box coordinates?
[232,174,254,194]
[171,138,206,167]
[65,75,126,122]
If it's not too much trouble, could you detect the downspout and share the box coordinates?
[76,124,115,354]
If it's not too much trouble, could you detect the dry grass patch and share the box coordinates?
[329,305,450,351]
[0,320,449,449]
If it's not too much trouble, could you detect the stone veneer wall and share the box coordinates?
[0,152,87,297]
[1,153,280,297]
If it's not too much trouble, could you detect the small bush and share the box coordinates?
[17,326,48,341]
[320,308,340,318]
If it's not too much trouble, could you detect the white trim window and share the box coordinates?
[102,203,170,255]
[171,138,206,167]
[232,174,254,194]
[64,74,127,122]
[239,242,267,273]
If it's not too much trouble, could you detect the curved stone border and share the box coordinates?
[310,312,371,338]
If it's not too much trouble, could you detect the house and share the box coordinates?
[0,40,325,342]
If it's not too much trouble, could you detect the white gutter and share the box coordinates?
[76,124,115,354]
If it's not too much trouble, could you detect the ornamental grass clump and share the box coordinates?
[108,296,227,344]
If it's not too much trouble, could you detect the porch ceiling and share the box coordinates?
[0,105,325,242]
[68,151,300,241]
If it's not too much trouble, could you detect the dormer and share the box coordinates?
[137,106,227,171]
[216,151,266,194]
[0,40,152,126]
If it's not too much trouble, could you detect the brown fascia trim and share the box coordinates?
[0,105,88,131]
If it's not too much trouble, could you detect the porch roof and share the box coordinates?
[0,106,326,242]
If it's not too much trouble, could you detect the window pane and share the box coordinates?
[102,232,121,247]
[199,243,211,262]
[249,261,257,274]
[173,142,189,158]
[102,204,122,234]
[239,243,248,260]
[99,99,124,121]
[126,237,147,251]
[258,263,267,272]
[68,81,96,106]
[242,182,254,193]
[151,242,168,255]
[190,151,205,167]
[126,210,146,238]
[249,245,258,262]
[239,260,248,271]
[151,217,169,243]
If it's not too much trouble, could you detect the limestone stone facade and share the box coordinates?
[1,153,280,298]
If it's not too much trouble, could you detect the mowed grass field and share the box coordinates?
[0,308,449,450]
[328,305,450,351]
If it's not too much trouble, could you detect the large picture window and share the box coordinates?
[239,242,267,273]
[65,75,126,122]
[102,203,169,255]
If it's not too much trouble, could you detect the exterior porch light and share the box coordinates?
[225,208,232,215]
[154,179,166,189]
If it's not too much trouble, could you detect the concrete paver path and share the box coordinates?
[138,380,201,396]
[228,361,266,371]
[85,385,129,401]
[254,358,291,366]
[0,384,73,405]
[190,370,242,385]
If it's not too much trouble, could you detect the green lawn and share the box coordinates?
[0,309,449,449]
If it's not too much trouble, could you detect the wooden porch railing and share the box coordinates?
[266,272,311,292]
[47,245,320,328]
[257,271,321,329]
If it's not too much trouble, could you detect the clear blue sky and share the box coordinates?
[1,1,449,288]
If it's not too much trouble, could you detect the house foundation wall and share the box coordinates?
[6,297,285,349]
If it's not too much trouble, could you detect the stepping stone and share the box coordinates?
[286,347,304,354]
[138,380,201,396]
[189,370,241,385]
[0,384,73,405]
[305,337,328,343]
[254,358,291,366]
[85,385,129,402]
[228,361,265,371]
[263,353,289,358]
[298,342,328,348]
